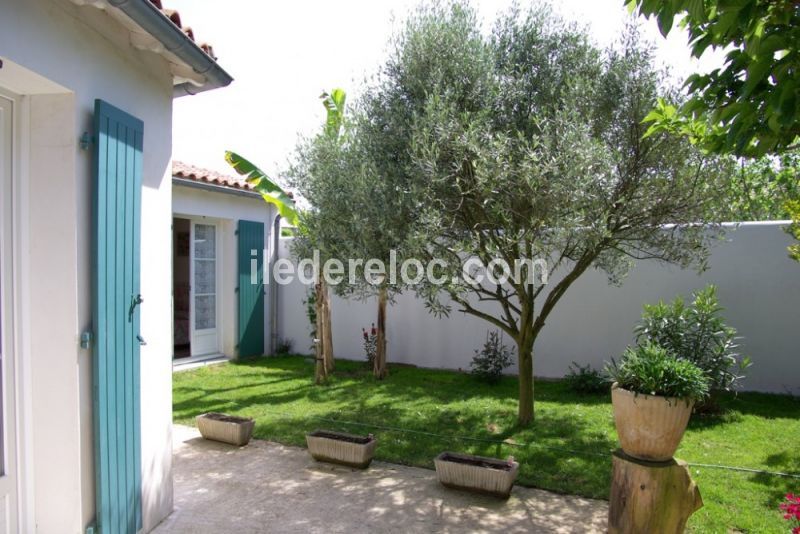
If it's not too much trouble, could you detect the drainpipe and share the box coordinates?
[106,0,233,96]
[270,214,282,354]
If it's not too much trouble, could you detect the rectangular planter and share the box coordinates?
[306,430,376,468]
[434,452,519,498]
[196,412,255,446]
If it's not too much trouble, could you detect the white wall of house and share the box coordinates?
[1,0,176,531]
[173,184,275,358]
[278,222,800,396]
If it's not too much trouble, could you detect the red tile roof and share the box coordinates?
[173,161,255,191]
[148,0,216,60]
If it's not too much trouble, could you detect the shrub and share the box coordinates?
[605,343,710,402]
[275,338,293,355]
[362,324,377,368]
[470,331,514,384]
[635,285,751,393]
[565,363,610,394]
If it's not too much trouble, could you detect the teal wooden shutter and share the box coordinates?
[237,220,265,357]
[92,99,143,534]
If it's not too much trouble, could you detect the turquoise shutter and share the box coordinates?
[92,99,143,534]
[237,220,265,357]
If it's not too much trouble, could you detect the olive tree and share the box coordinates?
[289,110,417,379]
[362,2,731,424]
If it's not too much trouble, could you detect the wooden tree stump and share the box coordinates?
[609,449,703,534]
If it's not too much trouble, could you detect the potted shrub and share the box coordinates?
[606,343,709,462]
[634,285,751,411]
[306,430,377,468]
[196,412,255,446]
[434,452,519,498]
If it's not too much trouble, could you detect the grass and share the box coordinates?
[173,355,800,533]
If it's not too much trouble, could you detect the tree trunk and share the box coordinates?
[320,280,334,373]
[516,334,535,425]
[609,450,703,534]
[314,282,327,384]
[374,286,388,379]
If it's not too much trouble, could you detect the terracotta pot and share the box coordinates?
[196,412,255,446]
[306,430,376,468]
[611,384,694,462]
[434,452,519,499]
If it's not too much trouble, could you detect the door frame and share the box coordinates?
[0,85,33,533]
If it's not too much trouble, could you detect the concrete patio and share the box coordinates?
[153,425,608,533]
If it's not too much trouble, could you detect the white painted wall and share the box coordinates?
[278,223,800,396]
[1,0,176,531]
[173,184,275,358]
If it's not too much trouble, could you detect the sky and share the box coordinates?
[168,0,723,180]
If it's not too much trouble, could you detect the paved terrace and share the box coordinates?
[154,425,608,533]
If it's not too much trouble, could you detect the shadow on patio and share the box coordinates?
[153,425,607,533]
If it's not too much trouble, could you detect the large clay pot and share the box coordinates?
[611,384,694,461]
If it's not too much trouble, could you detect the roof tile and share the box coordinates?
[173,161,255,192]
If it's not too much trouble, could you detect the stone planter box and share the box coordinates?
[611,384,694,462]
[306,430,376,468]
[434,452,519,498]
[196,412,255,446]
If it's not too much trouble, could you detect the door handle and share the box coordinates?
[129,293,143,322]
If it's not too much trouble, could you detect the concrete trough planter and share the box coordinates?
[196,412,255,446]
[434,452,519,498]
[306,430,376,468]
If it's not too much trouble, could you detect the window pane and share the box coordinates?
[194,259,215,294]
[194,224,216,259]
[195,295,216,330]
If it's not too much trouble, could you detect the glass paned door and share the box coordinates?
[190,222,218,355]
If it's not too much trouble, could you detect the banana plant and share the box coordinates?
[320,88,346,139]
[224,151,299,226]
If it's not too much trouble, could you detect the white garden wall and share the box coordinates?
[277,222,799,396]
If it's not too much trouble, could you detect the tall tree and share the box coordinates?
[360,2,730,424]
[290,107,416,379]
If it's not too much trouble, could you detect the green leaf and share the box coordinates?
[657,10,676,37]
[686,0,707,22]
[224,151,300,225]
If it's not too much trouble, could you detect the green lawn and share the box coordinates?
[173,356,800,533]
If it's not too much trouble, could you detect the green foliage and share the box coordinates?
[470,331,514,384]
[303,286,317,348]
[726,153,800,220]
[630,0,800,157]
[787,199,800,262]
[320,88,347,139]
[224,151,299,225]
[635,285,751,393]
[564,363,610,395]
[344,1,731,422]
[606,343,710,401]
[275,338,293,355]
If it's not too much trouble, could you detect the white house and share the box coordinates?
[171,161,276,366]
[0,0,232,532]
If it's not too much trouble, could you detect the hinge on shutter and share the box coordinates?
[235,287,239,293]
[80,331,93,349]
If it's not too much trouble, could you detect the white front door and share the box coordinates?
[0,92,19,533]
[190,221,219,355]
